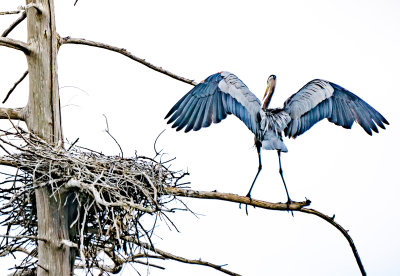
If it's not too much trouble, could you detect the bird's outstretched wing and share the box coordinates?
[165,71,262,134]
[283,79,389,138]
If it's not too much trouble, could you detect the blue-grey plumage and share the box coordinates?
[165,71,389,205]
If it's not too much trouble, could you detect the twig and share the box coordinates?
[67,137,79,151]
[0,234,47,242]
[0,11,21,15]
[153,129,165,156]
[103,114,123,158]
[133,259,165,270]
[3,70,28,103]
[60,37,198,86]
[1,11,27,37]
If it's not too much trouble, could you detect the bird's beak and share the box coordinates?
[262,75,276,109]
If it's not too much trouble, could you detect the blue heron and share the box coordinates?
[165,71,389,204]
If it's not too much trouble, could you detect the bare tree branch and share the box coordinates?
[164,186,311,211]
[126,237,241,276]
[0,107,25,121]
[165,186,366,276]
[300,208,366,276]
[1,11,27,37]
[2,70,28,103]
[60,36,198,86]
[0,37,30,54]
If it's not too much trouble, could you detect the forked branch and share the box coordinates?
[60,37,197,86]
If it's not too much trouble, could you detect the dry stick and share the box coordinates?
[165,186,365,276]
[2,11,27,37]
[3,70,29,104]
[300,208,366,276]
[103,114,123,158]
[0,11,20,15]
[60,37,198,86]
[125,237,241,276]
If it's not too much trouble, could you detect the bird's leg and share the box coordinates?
[240,141,262,215]
[246,141,262,198]
[277,150,293,216]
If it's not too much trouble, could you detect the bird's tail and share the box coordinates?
[261,130,288,152]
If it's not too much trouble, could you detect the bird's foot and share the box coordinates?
[239,193,253,215]
[286,198,294,217]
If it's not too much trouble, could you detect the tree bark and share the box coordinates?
[24,0,72,275]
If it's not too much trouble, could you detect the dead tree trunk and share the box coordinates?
[24,0,72,275]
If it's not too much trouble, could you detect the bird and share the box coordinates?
[165,71,389,205]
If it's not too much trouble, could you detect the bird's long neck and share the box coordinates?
[262,81,275,110]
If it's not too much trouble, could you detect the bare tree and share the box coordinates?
[0,2,368,276]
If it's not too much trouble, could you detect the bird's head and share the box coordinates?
[262,75,276,110]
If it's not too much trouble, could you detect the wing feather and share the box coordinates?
[172,97,197,129]
[165,71,261,135]
[284,79,389,138]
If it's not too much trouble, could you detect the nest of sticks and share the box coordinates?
[0,126,189,273]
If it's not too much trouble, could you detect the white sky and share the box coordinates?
[0,0,399,275]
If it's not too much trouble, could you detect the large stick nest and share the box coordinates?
[0,126,189,274]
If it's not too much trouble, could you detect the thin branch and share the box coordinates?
[0,234,47,242]
[1,11,27,37]
[60,37,198,86]
[300,208,366,276]
[0,107,25,121]
[0,11,21,15]
[126,237,241,276]
[3,70,28,103]
[0,247,32,257]
[103,114,123,158]
[0,37,30,54]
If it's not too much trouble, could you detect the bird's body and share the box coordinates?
[165,71,388,203]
